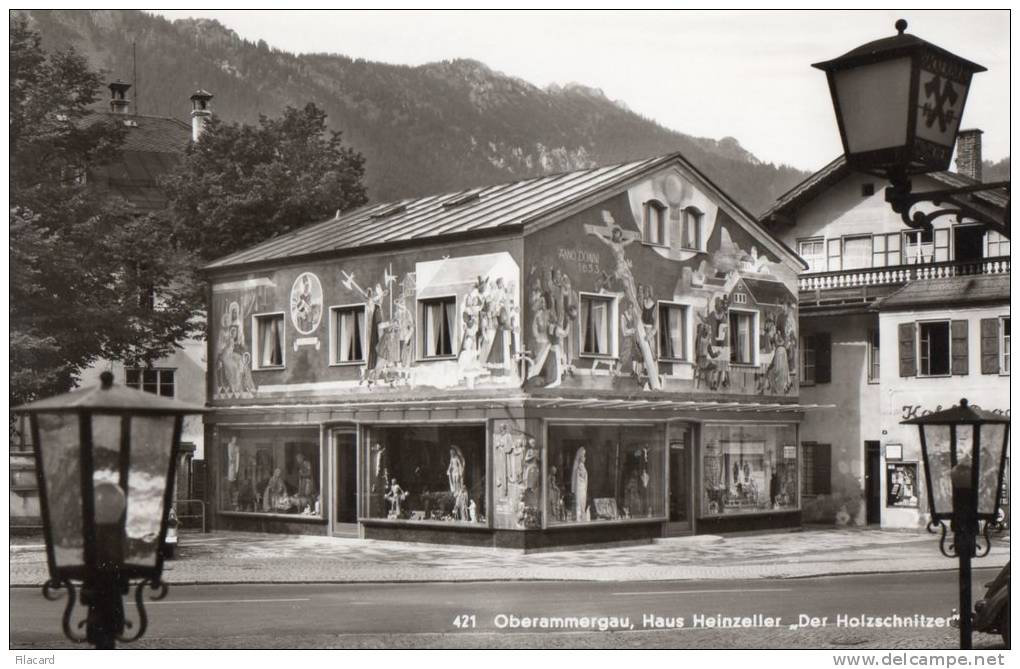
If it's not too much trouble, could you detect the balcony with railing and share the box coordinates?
[798,256,1010,310]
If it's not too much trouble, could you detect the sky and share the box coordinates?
[154,9,1010,172]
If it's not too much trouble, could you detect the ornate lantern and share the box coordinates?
[15,372,205,648]
[902,398,1010,649]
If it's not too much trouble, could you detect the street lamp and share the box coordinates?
[902,398,1010,649]
[14,371,205,649]
[813,19,1009,237]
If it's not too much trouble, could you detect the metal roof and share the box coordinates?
[873,273,1010,311]
[205,154,669,270]
[205,151,803,272]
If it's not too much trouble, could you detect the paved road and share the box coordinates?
[10,569,1007,649]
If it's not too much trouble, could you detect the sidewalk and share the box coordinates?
[9,528,1009,586]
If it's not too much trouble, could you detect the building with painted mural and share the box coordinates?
[203,152,817,547]
[761,130,1010,530]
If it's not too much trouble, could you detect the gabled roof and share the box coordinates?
[82,112,191,211]
[206,151,805,272]
[760,155,1009,226]
[872,273,1009,311]
[83,111,191,154]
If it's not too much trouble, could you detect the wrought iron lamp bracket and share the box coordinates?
[885,174,1010,236]
[41,575,169,647]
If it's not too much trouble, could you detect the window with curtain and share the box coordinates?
[729,311,755,364]
[332,305,366,363]
[841,235,872,270]
[643,201,667,245]
[680,207,702,250]
[255,314,284,368]
[421,297,456,358]
[580,294,614,357]
[658,303,688,361]
[798,238,825,272]
[903,229,934,264]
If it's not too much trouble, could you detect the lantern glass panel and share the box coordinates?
[921,423,953,516]
[914,68,967,152]
[36,413,84,568]
[833,57,911,154]
[977,423,1007,516]
[124,415,176,567]
[91,414,123,491]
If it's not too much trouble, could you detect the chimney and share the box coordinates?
[189,89,214,142]
[108,80,131,114]
[955,128,983,182]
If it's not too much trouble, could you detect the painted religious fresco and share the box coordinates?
[491,418,543,529]
[212,277,278,400]
[209,244,523,403]
[522,168,800,397]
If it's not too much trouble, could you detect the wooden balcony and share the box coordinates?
[799,256,1010,312]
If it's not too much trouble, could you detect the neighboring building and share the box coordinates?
[203,152,817,548]
[760,130,1010,530]
[11,83,208,527]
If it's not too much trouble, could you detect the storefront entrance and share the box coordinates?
[665,423,694,536]
[332,429,358,536]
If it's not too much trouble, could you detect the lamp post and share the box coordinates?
[902,398,1010,649]
[14,371,205,649]
[813,19,1009,237]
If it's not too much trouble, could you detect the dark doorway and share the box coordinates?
[953,225,985,263]
[865,441,882,525]
[334,431,358,529]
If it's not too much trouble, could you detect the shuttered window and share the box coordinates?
[799,333,831,385]
[898,323,916,377]
[801,442,832,496]
[981,317,1009,375]
[950,320,968,376]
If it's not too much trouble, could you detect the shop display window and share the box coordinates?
[364,424,486,524]
[219,427,322,517]
[701,423,798,516]
[546,423,665,525]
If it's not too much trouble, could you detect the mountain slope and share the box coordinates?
[20,9,809,214]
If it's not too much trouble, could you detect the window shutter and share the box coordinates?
[898,323,916,377]
[980,318,1000,374]
[814,333,832,384]
[951,320,969,375]
[814,444,832,495]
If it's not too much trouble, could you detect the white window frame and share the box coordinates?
[252,311,286,370]
[841,233,873,270]
[1000,316,1010,376]
[867,329,880,384]
[799,334,816,386]
[797,237,826,273]
[728,308,758,367]
[417,294,458,361]
[986,230,1010,258]
[328,303,367,366]
[642,200,668,247]
[578,291,619,359]
[917,319,952,378]
[656,300,690,363]
[125,367,176,398]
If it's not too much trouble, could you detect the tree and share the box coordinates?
[10,18,200,406]
[161,102,368,263]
